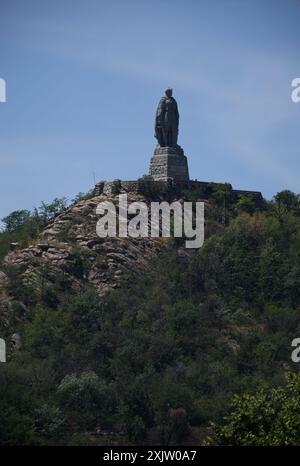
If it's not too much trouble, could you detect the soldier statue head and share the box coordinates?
[165,88,173,98]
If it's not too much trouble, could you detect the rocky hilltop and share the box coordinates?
[0,192,163,335]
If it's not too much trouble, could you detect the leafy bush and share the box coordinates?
[208,372,300,446]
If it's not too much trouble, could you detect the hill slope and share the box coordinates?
[1,186,300,445]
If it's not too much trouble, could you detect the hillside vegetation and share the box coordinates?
[1,185,300,445]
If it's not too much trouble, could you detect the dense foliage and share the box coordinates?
[1,188,300,445]
[208,371,300,445]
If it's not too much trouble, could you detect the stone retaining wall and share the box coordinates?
[95,179,264,205]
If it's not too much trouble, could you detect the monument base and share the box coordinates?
[149,146,189,182]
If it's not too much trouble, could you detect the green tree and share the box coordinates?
[274,190,299,211]
[2,210,31,232]
[57,371,111,431]
[38,197,67,222]
[237,195,256,214]
[208,372,300,445]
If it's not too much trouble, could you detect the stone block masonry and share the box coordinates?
[149,146,189,182]
[94,178,264,207]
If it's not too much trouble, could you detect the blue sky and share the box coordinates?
[0,0,300,219]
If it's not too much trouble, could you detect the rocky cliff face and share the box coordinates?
[0,192,162,334]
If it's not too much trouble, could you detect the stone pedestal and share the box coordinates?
[149,146,189,182]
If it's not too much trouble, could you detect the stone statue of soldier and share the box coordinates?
[155,88,179,148]
[150,88,189,181]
